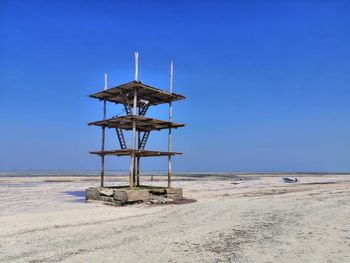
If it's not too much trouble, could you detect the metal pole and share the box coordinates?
[129,52,138,187]
[168,61,173,188]
[101,73,107,188]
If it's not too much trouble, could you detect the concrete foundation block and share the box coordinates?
[165,188,183,199]
[126,189,150,202]
[149,188,166,195]
[86,188,100,201]
[113,190,128,204]
[100,188,114,197]
[86,186,183,205]
[114,200,123,206]
[100,196,114,202]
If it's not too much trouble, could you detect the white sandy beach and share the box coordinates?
[0,173,349,262]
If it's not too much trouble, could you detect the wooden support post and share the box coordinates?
[168,61,173,188]
[101,73,108,187]
[129,154,134,188]
[136,156,140,186]
[101,128,105,188]
[137,108,141,186]
[133,156,136,186]
[129,52,138,188]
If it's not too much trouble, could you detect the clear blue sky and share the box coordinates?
[0,0,349,172]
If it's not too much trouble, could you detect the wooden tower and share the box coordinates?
[88,53,185,188]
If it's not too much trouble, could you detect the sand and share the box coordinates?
[0,173,349,262]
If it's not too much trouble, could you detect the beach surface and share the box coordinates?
[0,173,349,262]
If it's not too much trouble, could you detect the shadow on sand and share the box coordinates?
[65,191,85,202]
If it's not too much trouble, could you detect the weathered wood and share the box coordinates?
[90,149,182,157]
[133,156,136,187]
[88,115,184,131]
[100,128,105,187]
[89,53,185,190]
[137,128,140,186]
[136,157,140,186]
[89,80,185,106]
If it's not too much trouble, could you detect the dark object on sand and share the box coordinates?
[231,178,243,185]
[282,177,298,183]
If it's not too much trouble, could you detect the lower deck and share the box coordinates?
[90,149,182,157]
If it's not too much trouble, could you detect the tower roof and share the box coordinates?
[89,81,185,106]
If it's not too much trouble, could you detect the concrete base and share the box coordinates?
[86,186,183,206]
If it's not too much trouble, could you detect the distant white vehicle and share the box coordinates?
[282,177,298,183]
[231,178,243,185]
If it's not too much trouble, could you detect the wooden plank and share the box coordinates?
[88,116,185,131]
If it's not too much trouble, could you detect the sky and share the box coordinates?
[0,0,349,172]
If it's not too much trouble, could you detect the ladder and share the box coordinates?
[116,128,127,149]
[139,104,149,116]
[121,93,132,116]
[139,131,150,150]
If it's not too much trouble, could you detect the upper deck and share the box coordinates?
[89,81,185,106]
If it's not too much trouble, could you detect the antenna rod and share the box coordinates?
[135,51,139,81]
[169,61,173,94]
[104,74,108,90]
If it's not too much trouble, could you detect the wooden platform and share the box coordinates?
[88,115,185,131]
[89,80,185,106]
[90,149,182,157]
